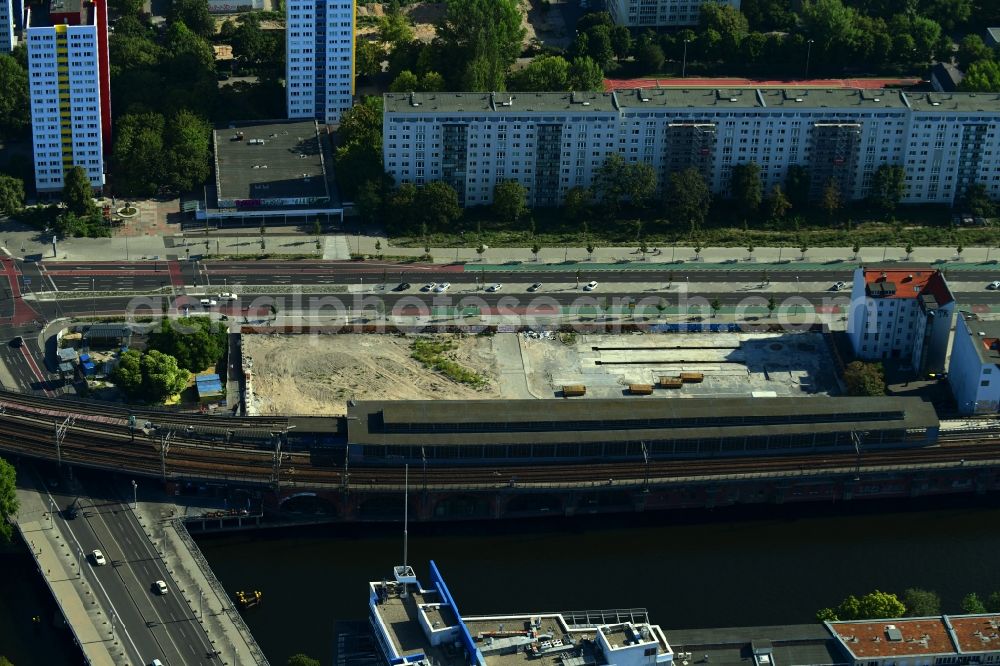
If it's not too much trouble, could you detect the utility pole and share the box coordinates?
[641,441,649,493]
[158,430,174,482]
[55,416,74,468]
[682,39,691,78]
[805,39,815,78]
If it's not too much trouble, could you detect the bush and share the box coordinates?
[410,338,489,388]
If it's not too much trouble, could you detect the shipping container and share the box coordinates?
[680,372,704,383]
[562,385,586,397]
[628,384,654,395]
[658,377,683,389]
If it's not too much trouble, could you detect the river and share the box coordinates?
[4,496,1000,665]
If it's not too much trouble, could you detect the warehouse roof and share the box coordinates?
[346,397,938,446]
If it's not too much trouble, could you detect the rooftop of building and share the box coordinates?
[668,623,848,666]
[384,89,1000,115]
[346,396,939,446]
[859,266,954,306]
[929,63,965,92]
[27,0,93,27]
[829,615,1000,659]
[957,312,1000,366]
[985,27,1000,45]
[213,119,329,204]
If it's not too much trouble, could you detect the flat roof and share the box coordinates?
[213,120,330,203]
[949,615,1000,653]
[669,624,847,666]
[385,89,1000,115]
[958,313,1000,366]
[347,397,938,446]
[826,617,990,659]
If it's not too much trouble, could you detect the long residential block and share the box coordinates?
[609,0,740,27]
[382,89,1000,208]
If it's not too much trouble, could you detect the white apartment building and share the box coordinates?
[26,0,107,193]
[948,312,1000,414]
[382,89,1000,209]
[285,0,354,125]
[846,267,955,374]
[1,0,17,53]
[609,0,740,27]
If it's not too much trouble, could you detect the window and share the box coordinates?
[981,380,990,387]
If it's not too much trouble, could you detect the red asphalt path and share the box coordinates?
[19,345,53,397]
[604,77,922,91]
[0,258,43,326]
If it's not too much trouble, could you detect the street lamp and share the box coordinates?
[682,39,691,78]
[805,39,815,78]
[131,479,137,509]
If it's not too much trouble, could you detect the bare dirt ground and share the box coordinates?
[244,333,500,415]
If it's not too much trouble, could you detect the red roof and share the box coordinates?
[829,619,952,657]
[949,615,1000,653]
[863,268,953,306]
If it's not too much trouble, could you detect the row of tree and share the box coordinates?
[818,588,1000,622]
[955,34,1000,92]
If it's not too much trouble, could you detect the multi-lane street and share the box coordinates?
[41,469,218,665]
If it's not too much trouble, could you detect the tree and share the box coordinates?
[567,56,604,91]
[147,317,227,372]
[564,186,592,221]
[62,166,96,216]
[356,40,385,79]
[960,183,997,218]
[731,162,762,215]
[610,25,632,61]
[493,180,527,224]
[287,655,321,666]
[356,179,385,227]
[112,349,190,403]
[960,61,1000,92]
[164,109,211,192]
[0,456,17,543]
[0,174,25,216]
[844,361,886,396]
[531,242,542,261]
[821,179,842,221]
[767,184,791,220]
[420,71,446,92]
[902,588,941,617]
[389,69,420,92]
[699,2,749,59]
[635,41,665,73]
[0,55,30,139]
[825,590,905,621]
[767,296,776,317]
[508,55,570,91]
[904,242,913,260]
[335,97,384,200]
[962,593,988,614]
[378,11,414,46]
[584,25,615,68]
[414,181,461,231]
[112,112,166,197]
[816,607,839,622]
[957,34,993,69]
[785,165,811,208]
[802,0,857,55]
[167,0,214,38]
[438,0,525,91]
[710,298,721,318]
[666,168,711,232]
[986,591,1000,613]
[231,17,280,67]
[595,154,656,212]
[869,164,906,213]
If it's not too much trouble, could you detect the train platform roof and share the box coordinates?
[346,397,939,446]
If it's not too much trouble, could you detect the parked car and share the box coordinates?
[152,580,168,595]
[91,550,106,566]
[393,282,411,292]
[421,283,436,292]
[528,282,542,292]
[9,336,23,348]
[199,298,218,306]
[988,281,1000,290]
[63,500,79,520]
[485,283,502,292]
[217,293,237,301]
[584,280,599,291]
[434,282,451,293]
[832,281,847,291]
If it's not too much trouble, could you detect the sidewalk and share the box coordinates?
[131,491,269,666]
[13,469,119,666]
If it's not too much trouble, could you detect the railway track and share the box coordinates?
[0,390,997,491]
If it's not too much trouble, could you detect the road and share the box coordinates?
[43,469,218,666]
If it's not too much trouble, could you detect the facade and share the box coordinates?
[846,267,955,374]
[948,312,1000,414]
[26,0,110,193]
[0,0,16,52]
[827,614,1000,666]
[382,89,1000,208]
[285,0,354,125]
[608,0,740,27]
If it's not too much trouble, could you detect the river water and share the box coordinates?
[197,497,1000,665]
[4,497,1000,665]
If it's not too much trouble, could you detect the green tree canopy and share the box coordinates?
[413,181,461,231]
[666,167,711,231]
[767,184,791,219]
[820,590,906,621]
[730,162,762,213]
[112,349,190,403]
[699,2,749,59]
[378,11,414,46]
[901,588,941,617]
[802,0,858,54]
[164,110,212,192]
[167,0,215,38]
[356,40,385,79]
[785,165,811,208]
[335,97,384,200]
[0,55,30,139]
[62,166,96,216]
[112,112,166,197]
[962,593,988,614]
[438,0,525,90]
[844,361,886,396]
[869,164,906,213]
[287,655,321,666]
[960,183,997,218]
[389,70,420,92]
[147,317,227,373]
[567,56,604,91]
[493,180,528,224]
[508,55,570,91]
[610,25,632,61]
[635,41,665,73]
[0,456,17,544]
[0,174,25,216]
[957,34,993,69]
[960,60,1000,92]
[595,154,657,212]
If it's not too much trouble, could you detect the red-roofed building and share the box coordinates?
[846,266,955,374]
[828,614,1000,666]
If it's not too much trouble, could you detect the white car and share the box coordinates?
[421,283,436,292]
[832,281,847,291]
[153,580,168,595]
[583,281,599,291]
[91,549,106,566]
[217,292,237,301]
[485,283,503,292]
[199,298,218,306]
[434,282,451,293]
[988,281,1000,290]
